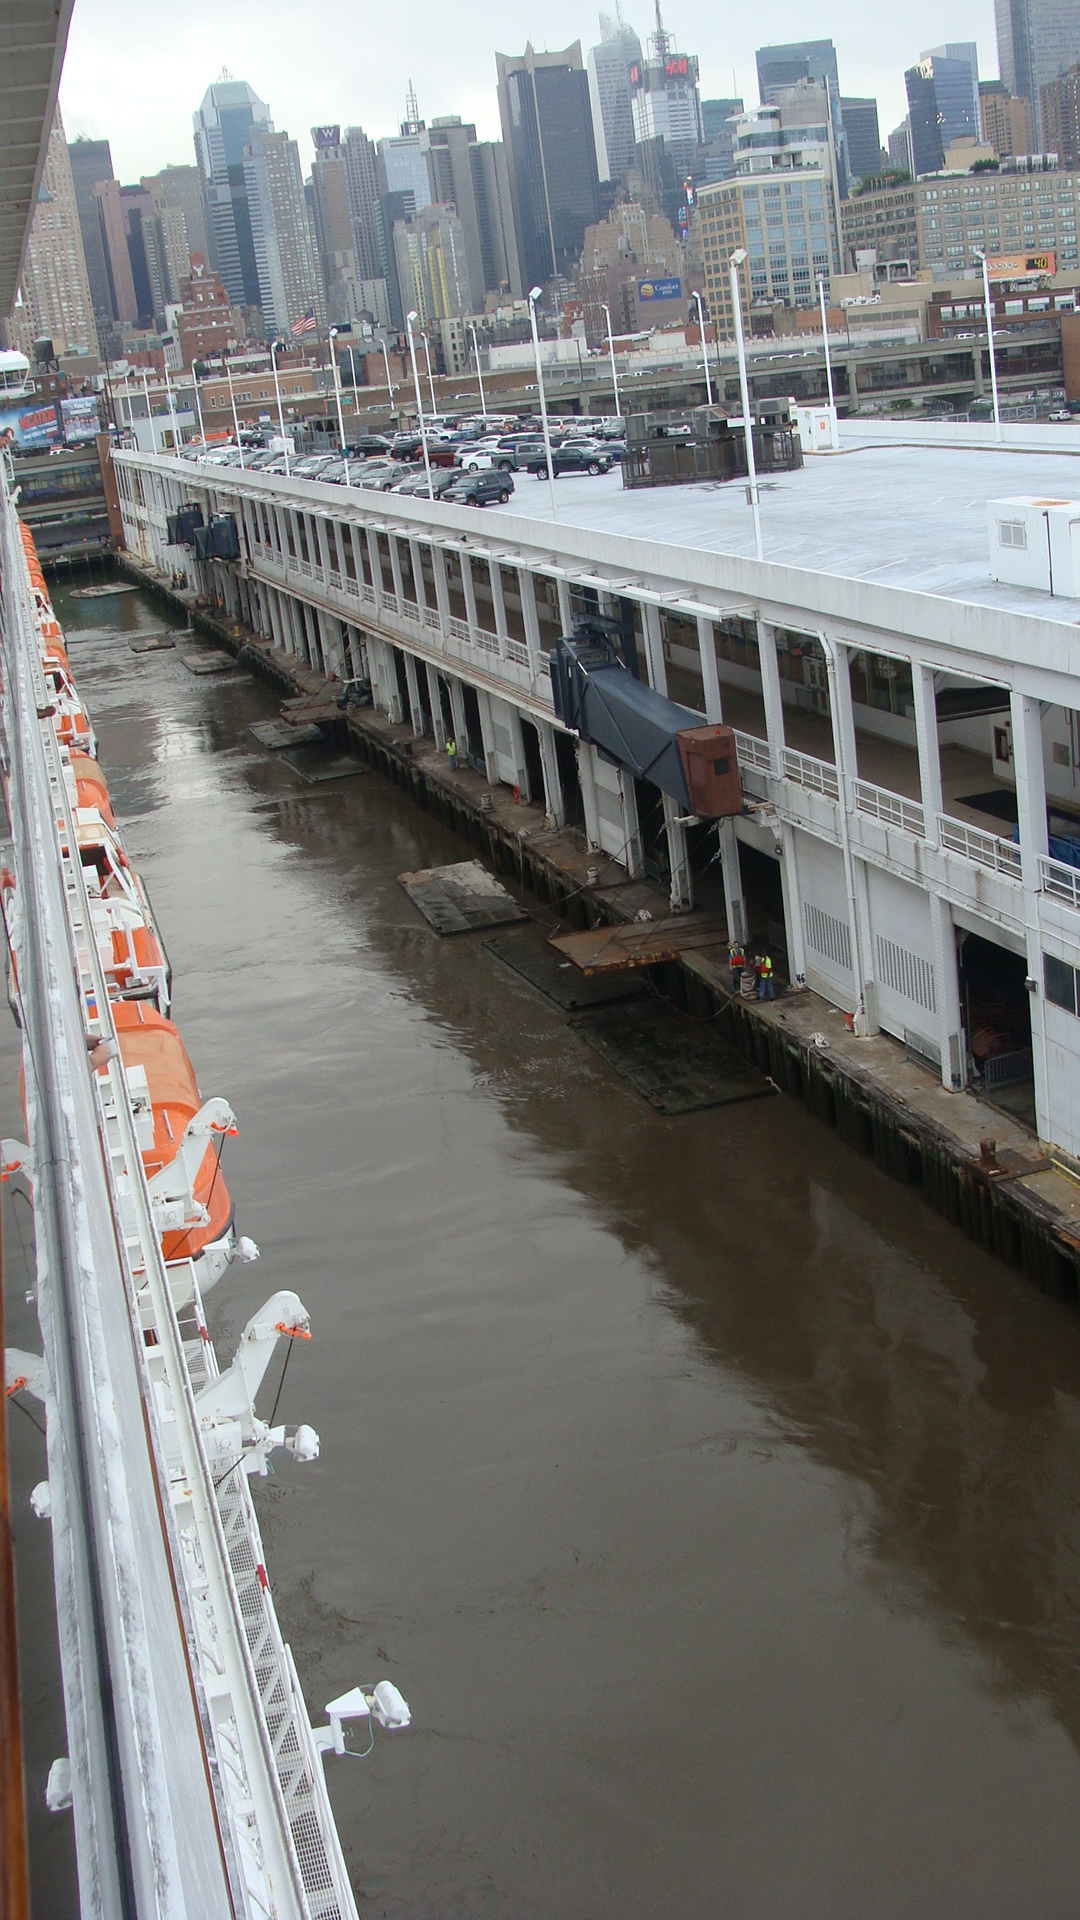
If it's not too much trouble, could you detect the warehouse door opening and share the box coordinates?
[957,930,1034,1130]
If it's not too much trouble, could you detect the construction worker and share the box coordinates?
[446,736,458,771]
[728,940,745,992]
[756,952,775,1001]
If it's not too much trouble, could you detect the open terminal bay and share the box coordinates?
[7,575,1080,1917]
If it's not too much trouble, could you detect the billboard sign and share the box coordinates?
[665,55,689,78]
[0,400,62,451]
[61,395,100,444]
[628,61,641,86]
[638,277,682,302]
[986,251,1055,280]
[313,125,341,149]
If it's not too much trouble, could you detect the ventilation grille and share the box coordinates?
[595,784,624,829]
[876,933,936,1012]
[804,902,851,973]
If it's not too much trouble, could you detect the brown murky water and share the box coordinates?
[7,580,1080,1917]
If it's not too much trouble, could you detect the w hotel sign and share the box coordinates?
[313,125,342,149]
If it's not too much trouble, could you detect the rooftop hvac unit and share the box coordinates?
[209,513,240,559]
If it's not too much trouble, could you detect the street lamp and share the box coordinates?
[141,369,158,455]
[405,310,434,500]
[270,338,290,475]
[225,359,245,469]
[729,249,763,562]
[163,358,181,453]
[976,251,1003,443]
[191,365,207,452]
[329,326,351,486]
[692,290,714,408]
[528,286,558,522]
[818,276,835,411]
[421,330,437,419]
[381,337,396,416]
[469,322,487,420]
[601,302,622,419]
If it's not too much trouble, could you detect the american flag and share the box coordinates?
[290,309,316,338]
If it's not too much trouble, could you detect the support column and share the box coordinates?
[403,652,425,735]
[912,659,943,844]
[365,529,384,609]
[719,820,746,943]
[621,771,644,877]
[823,635,875,1033]
[432,546,452,626]
[1011,689,1051,1139]
[448,676,469,753]
[640,602,667,695]
[426,662,447,748]
[777,823,806,981]
[459,551,480,632]
[488,560,508,658]
[537,721,565,828]
[756,618,786,772]
[579,740,601,850]
[555,577,573,633]
[409,539,428,612]
[350,525,368,591]
[697,615,722,721]
[387,532,405,603]
[476,689,500,784]
[519,570,544,679]
[663,795,693,911]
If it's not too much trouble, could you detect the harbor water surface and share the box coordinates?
[8,579,1080,1917]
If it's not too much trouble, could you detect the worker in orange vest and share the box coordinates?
[728,941,746,992]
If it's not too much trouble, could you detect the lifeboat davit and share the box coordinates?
[113,1000,234,1262]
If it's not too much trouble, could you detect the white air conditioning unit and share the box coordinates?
[988,494,1080,595]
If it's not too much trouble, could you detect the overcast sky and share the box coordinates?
[59,0,997,182]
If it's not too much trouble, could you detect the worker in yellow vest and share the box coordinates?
[756,952,775,1001]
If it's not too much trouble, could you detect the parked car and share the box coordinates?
[291,454,339,478]
[1050,409,1072,422]
[440,470,515,507]
[390,469,461,498]
[525,444,614,477]
[345,434,392,456]
[358,461,415,490]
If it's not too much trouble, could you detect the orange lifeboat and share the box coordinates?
[113,1000,234,1260]
[70,751,115,829]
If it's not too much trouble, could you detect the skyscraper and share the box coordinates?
[143,166,210,275]
[243,128,325,339]
[979,80,1034,155]
[756,39,849,194]
[587,12,644,182]
[905,52,978,175]
[7,108,95,358]
[92,177,138,325]
[995,0,1080,145]
[193,74,273,309]
[840,98,883,181]
[342,127,385,283]
[629,6,703,179]
[392,204,471,322]
[67,137,114,346]
[425,116,521,308]
[496,43,601,289]
[1040,64,1080,164]
[700,96,744,181]
[309,127,360,326]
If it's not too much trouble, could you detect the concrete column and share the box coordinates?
[756,618,786,772]
[409,538,428,611]
[641,602,667,695]
[579,740,601,850]
[556,577,573,632]
[537,721,565,828]
[349,524,368,590]
[1011,689,1051,1137]
[448,676,469,752]
[365,529,384,607]
[719,819,746,942]
[777,823,806,980]
[387,532,405,604]
[504,704,531,799]
[266,588,283,651]
[911,660,943,843]
[697,615,723,721]
[426,663,447,748]
[459,551,480,631]
[371,638,403,723]
[663,795,693,910]
[476,688,501,784]
[488,559,508,657]
[432,546,452,625]
[621,772,645,877]
[519,570,544,678]
[929,892,966,1089]
[823,635,875,1033]
[403,652,426,735]
[312,514,331,576]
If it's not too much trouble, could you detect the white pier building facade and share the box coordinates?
[114,439,1080,1160]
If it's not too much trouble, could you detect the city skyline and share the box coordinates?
[59,0,997,183]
